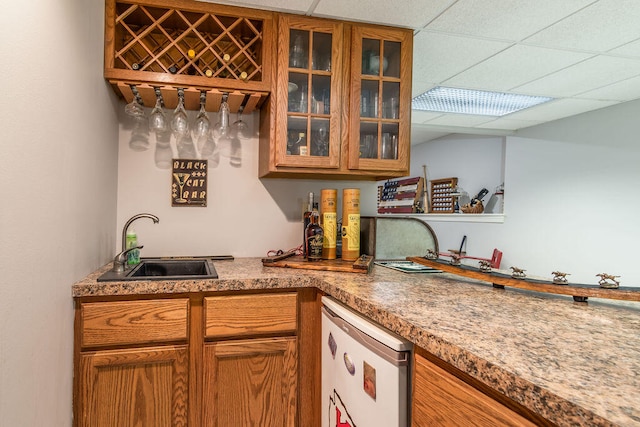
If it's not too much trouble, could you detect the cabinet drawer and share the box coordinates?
[80,299,189,348]
[204,293,297,338]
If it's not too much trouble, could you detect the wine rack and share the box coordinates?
[105,0,274,112]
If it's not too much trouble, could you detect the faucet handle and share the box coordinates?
[112,245,144,273]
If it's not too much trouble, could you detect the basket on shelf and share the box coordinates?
[460,201,484,214]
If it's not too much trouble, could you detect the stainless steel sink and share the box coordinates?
[97,257,225,282]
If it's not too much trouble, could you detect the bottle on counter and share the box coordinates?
[125,230,140,266]
[305,202,324,261]
[321,188,337,260]
[302,192,314,257]
[341,188,360,261]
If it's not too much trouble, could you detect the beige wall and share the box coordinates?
[0,1,119,425]
[116,109,379,258]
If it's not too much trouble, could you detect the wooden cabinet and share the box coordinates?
[74,291,309,427]
[259,17,413,180]
[104,0,275,113]
[348,25,412,174]
[78,346,189,427]
[75,298,189,427]
[203,337,297,426]
[202,293,298,426]
[412,350,539,426]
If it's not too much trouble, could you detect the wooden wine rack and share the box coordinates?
[105,0,275,112]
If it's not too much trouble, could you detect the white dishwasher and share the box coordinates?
[321,296,412,427]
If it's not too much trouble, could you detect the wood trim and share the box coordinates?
[297,288,322,427]
[188,295,203,427]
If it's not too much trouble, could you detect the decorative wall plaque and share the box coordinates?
[171,159,207,207]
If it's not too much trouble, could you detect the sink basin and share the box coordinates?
[97,257,220,282]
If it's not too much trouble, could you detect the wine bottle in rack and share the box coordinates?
[186,49,197,75]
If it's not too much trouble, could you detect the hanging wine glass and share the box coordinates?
[231,105,251,139]
[124,85,145,118]
[171,88,189,137]
[213,94,232,157]
[149,89,167,133]
[192,92,210,142]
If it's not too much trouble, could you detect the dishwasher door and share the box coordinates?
[321,296,412,427]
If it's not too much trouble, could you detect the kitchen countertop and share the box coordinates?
[73,258,640,426]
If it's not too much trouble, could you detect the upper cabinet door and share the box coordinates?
[348,25,412,172]
[275,15,343,169]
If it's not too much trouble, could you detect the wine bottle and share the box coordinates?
[302,192,314,257]
[305,203,324,261]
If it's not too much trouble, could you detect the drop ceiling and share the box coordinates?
[198,0,640,143]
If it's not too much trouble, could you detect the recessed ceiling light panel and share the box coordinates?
[412,86,553,116]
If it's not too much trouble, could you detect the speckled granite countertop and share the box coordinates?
[73,258,640,427]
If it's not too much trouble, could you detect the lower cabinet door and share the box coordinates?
[412,352,536,426]
[203,336,298,427]
[78,345,188,427]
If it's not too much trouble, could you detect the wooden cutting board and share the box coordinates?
[262,255,373,274]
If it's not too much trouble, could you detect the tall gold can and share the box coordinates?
[321,189,338,259]
[341,188,360,261]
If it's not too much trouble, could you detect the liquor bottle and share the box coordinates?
[305,203,324,261]
[302,192,314,257]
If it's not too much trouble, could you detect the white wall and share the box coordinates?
[0,1,118,426]
[116,110,379,257]
[410,101,640,285]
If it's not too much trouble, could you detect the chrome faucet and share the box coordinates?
[112,245,144,274]
[121,213,160,253]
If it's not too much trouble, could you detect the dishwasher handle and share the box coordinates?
[322,306,411,367]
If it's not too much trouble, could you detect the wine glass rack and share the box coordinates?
[105,0,274,112]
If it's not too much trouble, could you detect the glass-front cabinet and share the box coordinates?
[275,15,343,169]
[348,26,412,172]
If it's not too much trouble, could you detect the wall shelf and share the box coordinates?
[377,213,505,223]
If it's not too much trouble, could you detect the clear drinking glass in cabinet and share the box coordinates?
[361,80,379,118]
[311,75,331,115]
[289,29,309,69]
[381,123,399,160]
[310,119,330,156]
[288,72,308,113]
[312,32,332,71]
[382,82,400,119]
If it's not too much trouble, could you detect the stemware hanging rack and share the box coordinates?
[113,81,268,114]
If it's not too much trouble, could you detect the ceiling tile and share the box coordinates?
[425,0,595,41]
[577,75,640,101]
[410,126,451,145]
[411,110,445,123]
[476,117,545,131]
[504,98,619,122]
[513,55,640,97]
[424,113,496,127]
[608,38,640,57]
[412,31,511,85]
[443,44,592,91]
[313,0,456,29]
[524,0,640,52]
